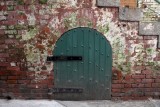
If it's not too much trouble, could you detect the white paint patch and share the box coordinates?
[0,16,6,21]
[144,23,154,30]
[26,13,36,25]
[0,2,4,6]
[10,62,16,67]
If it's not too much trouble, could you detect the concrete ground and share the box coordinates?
[0,99,160,107]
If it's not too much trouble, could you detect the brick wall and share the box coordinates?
[0,70,54,99]
[112,69,160,100]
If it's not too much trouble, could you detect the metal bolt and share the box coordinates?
[67,64,70,67]
[101,84,104,87]
[80,76,84,79]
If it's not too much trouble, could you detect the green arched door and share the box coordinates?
[51,27,112,100]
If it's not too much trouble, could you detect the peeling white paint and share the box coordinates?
[26,13,36,26]
[10,62,16,67]
[144,23,154,30]
[0,16,6,21]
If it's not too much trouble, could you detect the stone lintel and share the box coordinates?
[119,7,142,21]
[96,0,120,7]
[139,22,160,48]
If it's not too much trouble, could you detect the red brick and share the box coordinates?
[0,76,7,80]
[0,30,5,34]
[121,96,133,100]
[132,75,145,79]
[0,53,9,58]
[155,79,160,83]
[0,58,6,62]
[134,79,142,83]
[124,84,132,88]
[144,83,152,88]
[142,70,152,74]
[124,75,132,80]
[112,93,123,97]
[5,39,18,44]
[8,71,22,76]
[0,71,8,75]
[27,71,35,76]
[27,84,37,88]
[0,40,5,44]
[142,79,154,83]
[152,83,160,88]
[146,75,155,79]
[112,84,124,88]
[37,80,50,84]
[144,88,153,92]
[8,76,19,80]
[124,79,134,83]
[19,75,27,79]
[131,93,144,97]
[39,71,49,75]
[18,80,30,84]
[144,92,154,96]
[2,20,17,25]
[121,88,132,93]
[0,62,9,67]
[0,5,6,11]
[132,83,144,88]
[7,66,20,71]
[7,80,17,84]
[0,44,8,49]
[48,76,53,80]
[15,5,25,10]
[112,89,122,93]
[19,72,27,76]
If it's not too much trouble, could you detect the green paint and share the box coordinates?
[16,0,25,5]
[7,5,14,11]
[21,28,38,41]
[53,27,112,100]
[15,25,28,29]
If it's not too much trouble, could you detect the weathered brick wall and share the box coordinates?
[0,0,160,100]
[0,71,54,99]
[112,69,160,100]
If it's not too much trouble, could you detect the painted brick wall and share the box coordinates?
[0,0,160,100]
